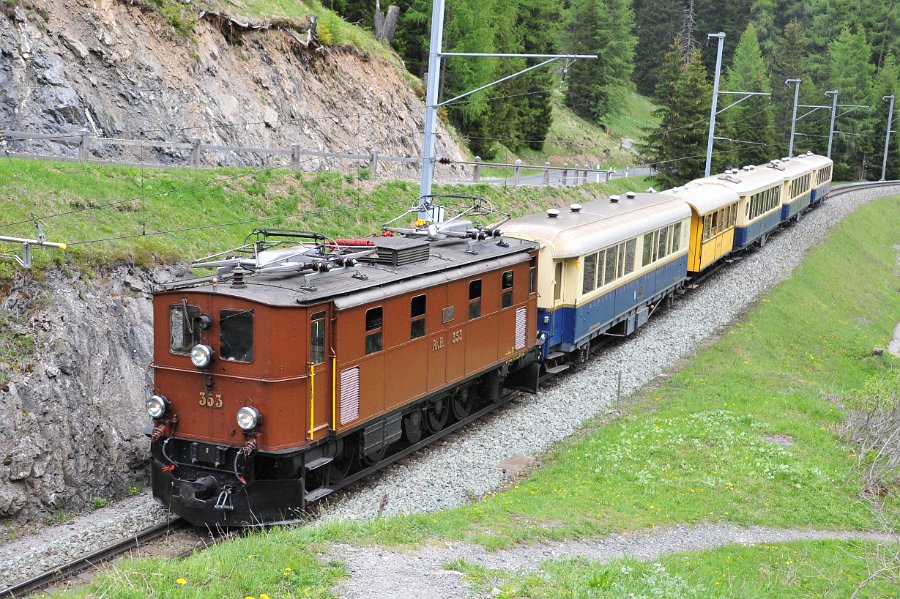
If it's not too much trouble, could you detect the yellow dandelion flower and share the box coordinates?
[245,596,256,599]
[261,594,270,599]
[176,578,187,585]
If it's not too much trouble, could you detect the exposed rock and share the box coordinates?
[0,266,167,521]
[0,0,466,174]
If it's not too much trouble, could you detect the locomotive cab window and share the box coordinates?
[169,303,201,355]
[410,295,426,339]
[310,311,326,365]
[220,309,254,362]
[365,307,383,354]
[468,279,482,319]
[501,271,514,308]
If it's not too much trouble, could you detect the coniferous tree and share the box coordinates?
[868,53,899,179]
[639,38,712,188]
[719,24,774,168]
[828,27,876,179]
[564,0,636,126]
[632,0,683,96]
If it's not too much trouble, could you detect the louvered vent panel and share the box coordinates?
[340,367,360,425]
[515,307,527,350]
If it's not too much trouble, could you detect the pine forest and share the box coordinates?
[331,0,899,183]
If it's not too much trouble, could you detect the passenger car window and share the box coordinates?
[365,307,383,354]
[220,309,253,362]
[582,254,596,294]
[169,304,201,355]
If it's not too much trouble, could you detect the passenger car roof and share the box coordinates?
[501,193,691,259]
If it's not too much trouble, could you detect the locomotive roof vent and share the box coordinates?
[569,203,583,213]
[231,265,247,289]
[609,195,620,203]
[367,236,431,266]
[625,191,636,199]
[646,187,657,193]
[547,208,560,218]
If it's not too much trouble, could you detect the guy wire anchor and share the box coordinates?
[0,212,67,268]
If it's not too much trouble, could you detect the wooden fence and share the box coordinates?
[1,129,648,186]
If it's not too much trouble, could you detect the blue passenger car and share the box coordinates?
[502,193,691,363]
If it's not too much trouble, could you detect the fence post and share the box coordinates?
[369,147,379,180]
[606,168,613,183]
[291,143,300,169]
[473,156,481,183]
[78,128,90,163]
[562,163,569,186]
[581,164,588,184]
[190,137,201,167]
[624,167,629,178]
[595,164,601,183]
[543,162,550,185]
[514,159,522,186]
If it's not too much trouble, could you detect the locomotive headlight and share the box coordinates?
[236,406,261,431]
[146,394,169,419]
[190,344,213,369]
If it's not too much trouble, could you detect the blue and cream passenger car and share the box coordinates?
[502,193,691,363]
[695,165,786,249]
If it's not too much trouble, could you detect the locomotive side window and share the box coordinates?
[310,311,326,365]
[529,256,537,293]
[365,307,383,354]
[169,304,201,355]
[468,279,482,319]
[502,270,514,307]
[220,309,254,362]
[410,295,426,339]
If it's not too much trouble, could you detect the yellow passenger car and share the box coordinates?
[668,182,740,274]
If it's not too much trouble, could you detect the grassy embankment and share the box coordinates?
[60,185,898,596]
[479,90,658,179]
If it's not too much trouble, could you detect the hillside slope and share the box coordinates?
[0,0,464,174]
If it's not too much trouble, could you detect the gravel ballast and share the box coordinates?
[1,185,897,589]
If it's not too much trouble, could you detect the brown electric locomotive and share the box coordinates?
[147,203,539,526]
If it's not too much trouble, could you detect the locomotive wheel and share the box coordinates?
[403,410,423,444]
[327,438,355,484]
[451,388,473,420]
[363,443,387,467]
[425,398,449,434]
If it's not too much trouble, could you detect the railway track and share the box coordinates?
[0,518,188,598]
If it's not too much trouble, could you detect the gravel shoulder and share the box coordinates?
[331,525,898,598]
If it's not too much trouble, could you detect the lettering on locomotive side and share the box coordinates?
[199,391,223,408]
[432,337,445,351]
[451,330,463,344]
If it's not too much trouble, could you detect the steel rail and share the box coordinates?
[0,517,187,598]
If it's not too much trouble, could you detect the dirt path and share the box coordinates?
[330,524,896,598]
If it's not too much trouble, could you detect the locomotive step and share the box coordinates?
[305,456,334,471]
[304,487,334,503]
[546,351,567,360]
[544,364,570,374]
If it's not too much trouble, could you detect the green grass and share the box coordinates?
[481,90,658,173]
[451,539,898,598]
[67,527,345,598]
[0,158,650,275]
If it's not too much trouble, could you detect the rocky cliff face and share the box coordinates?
[0,265,184,523]
[1,0,465,175]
